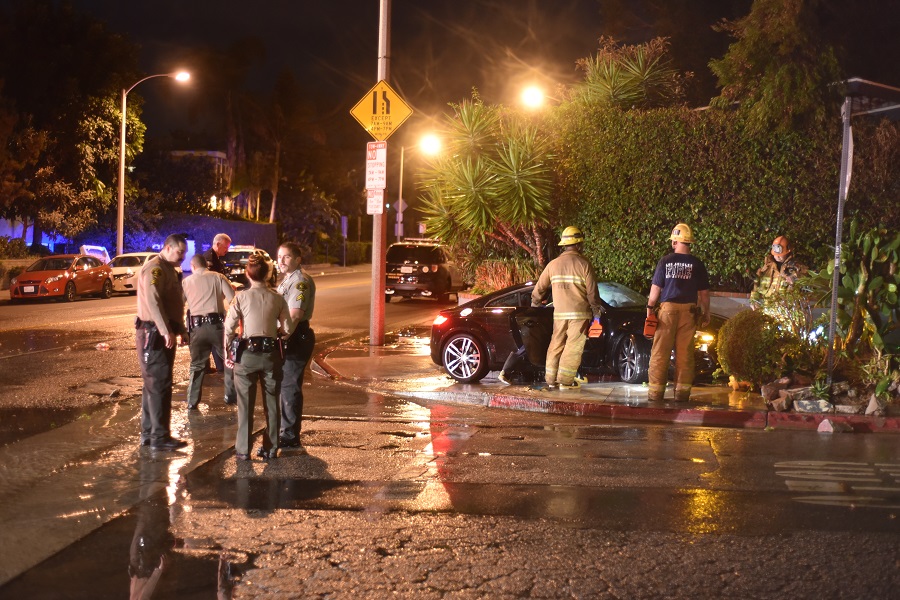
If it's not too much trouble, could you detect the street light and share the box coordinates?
[521,85,546,109]
[116,71,190,256]
[396,134,441,241]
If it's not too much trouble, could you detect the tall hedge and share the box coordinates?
[552,103,898,293]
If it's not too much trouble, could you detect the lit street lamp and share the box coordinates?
[521,85,545,109]
[395,134,441,241]
[116,71,190,256]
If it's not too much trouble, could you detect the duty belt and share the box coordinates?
[190,313,224,327]
[245,336,276,353]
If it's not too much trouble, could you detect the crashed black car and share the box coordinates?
[430,281,724,384]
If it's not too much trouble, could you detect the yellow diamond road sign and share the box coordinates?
[350,80,413,141]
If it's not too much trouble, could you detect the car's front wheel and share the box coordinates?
[616,334,650,384]
[63,282,77,302]
[100,278,113,299]
[442,333,489,383]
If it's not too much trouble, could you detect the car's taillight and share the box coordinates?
[422,264,439,273]
[433,314,448,326]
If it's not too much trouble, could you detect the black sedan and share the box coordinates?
[430,281,723,384]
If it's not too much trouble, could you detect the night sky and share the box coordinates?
[73,0,621,139]
[4,1,896,150]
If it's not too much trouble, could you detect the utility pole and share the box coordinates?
[369,0,391,346]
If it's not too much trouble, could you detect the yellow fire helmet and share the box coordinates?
[771,235,790,260]
[669,223,695,244]
[558,226,585,246]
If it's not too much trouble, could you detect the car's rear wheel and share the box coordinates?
[100,279,113,299]
[64,282,77,302]
[442,333,489,383]
[616,334,650,384]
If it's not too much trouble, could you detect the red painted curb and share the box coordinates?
[767,411,900,433]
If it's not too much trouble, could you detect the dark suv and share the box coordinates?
[385,239,464,303]
[222,245,277,287]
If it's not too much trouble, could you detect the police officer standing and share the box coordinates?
[531,226,604,390]
[224,255,293,460]
[646,223,710,403]
[135,234,189,450]
[275,241,316,448]
[182,254,235,410]
[203,233,231,276]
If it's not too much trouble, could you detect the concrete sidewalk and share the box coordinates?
[314,331,900,434]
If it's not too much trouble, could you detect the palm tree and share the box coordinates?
[419,97,554,277]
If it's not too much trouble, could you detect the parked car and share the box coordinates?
[430,281,724,384]
[109,252,157,294]
[385,239,465,302]
[9,254,114,302]
[222,245,277,287]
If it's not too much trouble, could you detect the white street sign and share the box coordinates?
[366,189,384,215]
[365,141,387,190]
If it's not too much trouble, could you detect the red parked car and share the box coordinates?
[9,254,114,302]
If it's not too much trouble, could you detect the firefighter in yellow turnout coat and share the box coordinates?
[531,227,604,390]
[646,223,710,402]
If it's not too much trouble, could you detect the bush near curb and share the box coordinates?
[717,309,788,389]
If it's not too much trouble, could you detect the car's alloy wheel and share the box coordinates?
[442,333,489,383]
[64,281,77,302]
[617,334,649,384]
[101,279,113,299]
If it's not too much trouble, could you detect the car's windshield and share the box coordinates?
[386,245,443,263]
[597,282,646,308]
[110,256,145,268]
[27,257,74,272]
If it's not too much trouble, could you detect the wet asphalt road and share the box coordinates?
[2,274,899,598]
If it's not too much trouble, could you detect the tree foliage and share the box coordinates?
[709,0,841,135]
[573,37,691,109]
[0,0,141,240]
[418,95,555,284]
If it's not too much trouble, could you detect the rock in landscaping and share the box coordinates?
[794,399,834,413]
[865,394,886,417]
[817,419,853,433]
[761,377,793,401]
[768,396,791,412]
[833,402,864,415]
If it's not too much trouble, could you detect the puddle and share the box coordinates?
[0,406,108,447]
[0,495,233,599]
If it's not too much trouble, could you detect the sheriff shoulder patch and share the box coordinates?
[150,267,163,286]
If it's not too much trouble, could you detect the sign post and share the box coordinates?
[351,1,413,346]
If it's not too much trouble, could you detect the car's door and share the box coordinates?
[85,257,105,292]
[72,257,94,293]
[479,290,533,365]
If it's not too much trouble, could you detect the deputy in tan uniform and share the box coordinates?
[182,254,235,410]
[135,234,189,450]
[531,226,604,390]
[224,254,293,460]
[275,241,316,448]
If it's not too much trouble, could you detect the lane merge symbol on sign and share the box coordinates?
[350,80,413,141]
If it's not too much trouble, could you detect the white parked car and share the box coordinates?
[109,252,159,294]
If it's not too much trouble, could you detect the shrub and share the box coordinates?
[716,309,789,388]
[0,236,34,259]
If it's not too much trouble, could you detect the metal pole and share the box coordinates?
[117,88,127,256]
[115,72,188,256]
[826,96,853,385]
[369,0,391,346]
[397,145,404,242]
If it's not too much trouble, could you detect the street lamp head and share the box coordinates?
[419,134,441,156]
[172,71,191,82]
[521,85,545,109]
